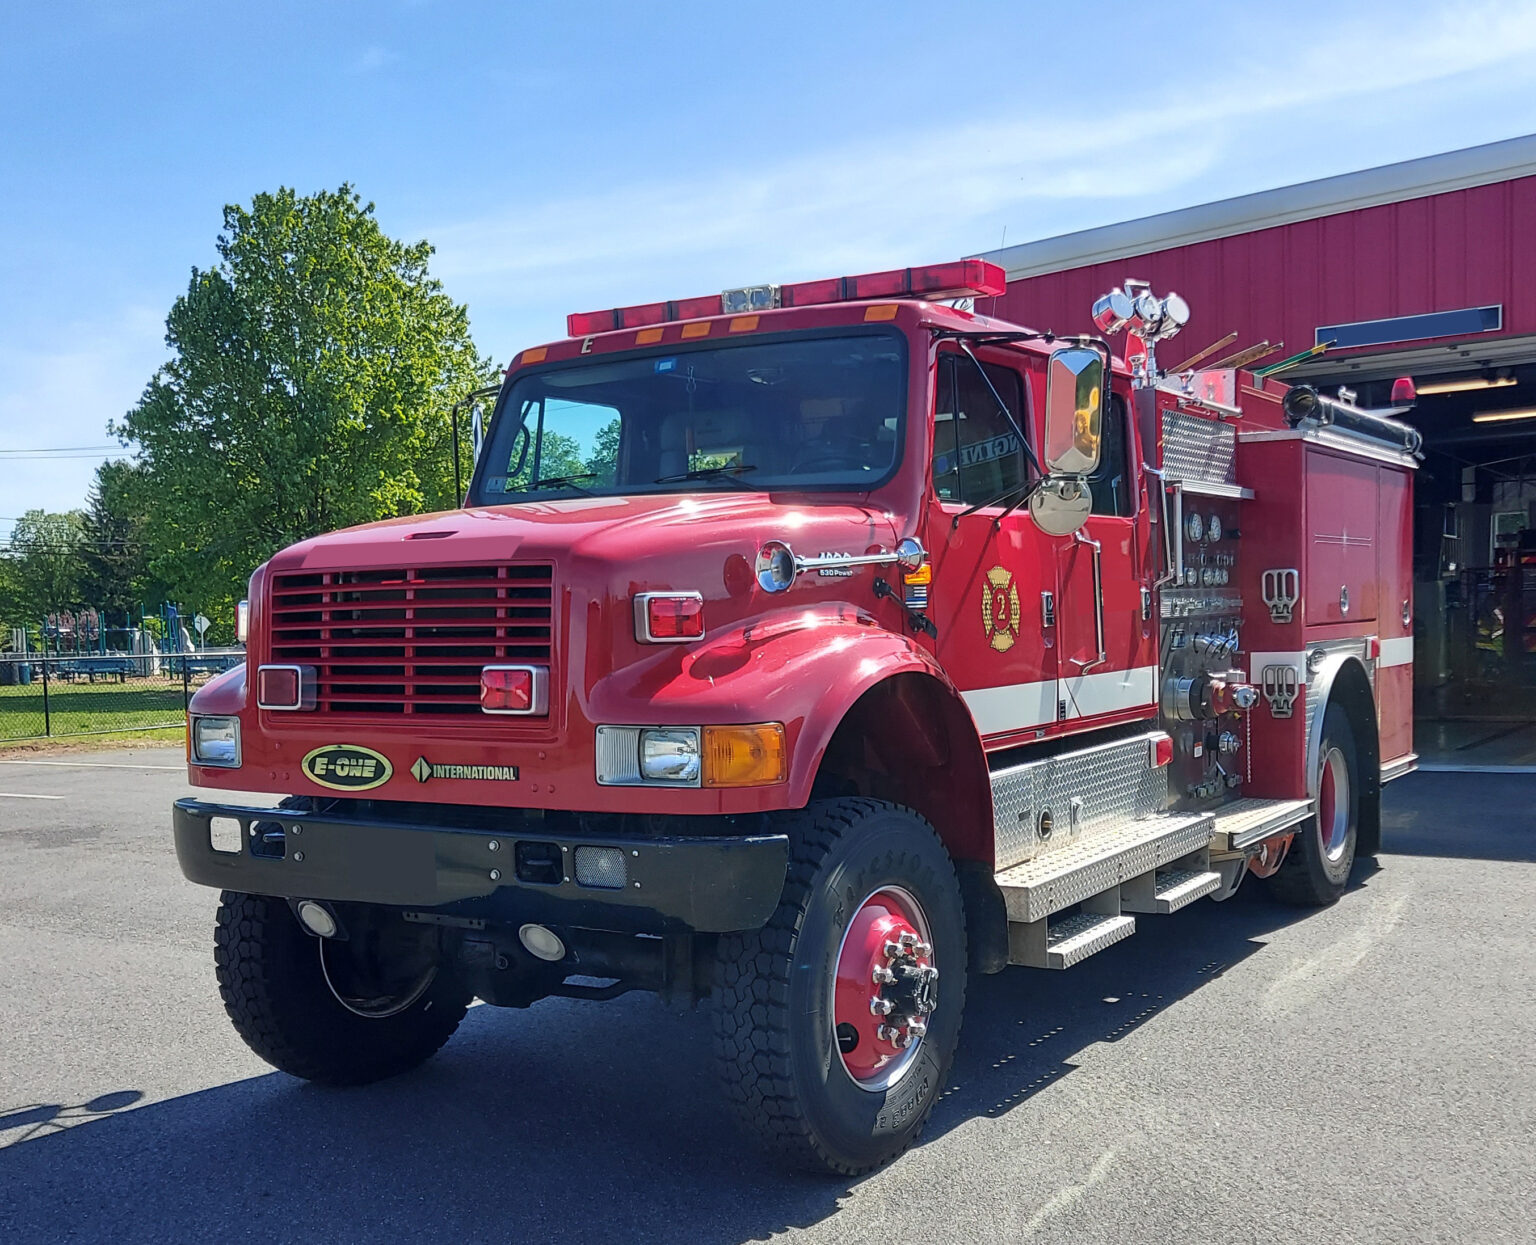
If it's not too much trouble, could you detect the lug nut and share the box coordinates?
[872,965,896,985]
[906,1019,928,1039]
[898,931,918,949]
[870,997,895,1016]
[912,941,932,958]
[882,940,902,959]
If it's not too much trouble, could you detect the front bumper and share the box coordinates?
[172,798,788,933]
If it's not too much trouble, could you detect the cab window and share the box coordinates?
[1087,393,1134,516]
[932,353,1029,504]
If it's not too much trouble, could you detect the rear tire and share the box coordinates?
[1268,703,1359,906]
[214,892,469,1085]
[713,798,966,1175]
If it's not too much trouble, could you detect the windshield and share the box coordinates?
[470,332,906,502]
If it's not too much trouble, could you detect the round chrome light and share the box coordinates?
[755,541,797,593]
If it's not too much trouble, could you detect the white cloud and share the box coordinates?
[425,1,1536,329]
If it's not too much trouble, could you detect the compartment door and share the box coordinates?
[1305,451,1378,625]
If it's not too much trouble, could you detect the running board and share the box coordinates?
[1009,911,1137,970]
[1121,866,1222,914]
[994,811,1216,925]
[1209,797,1313,851]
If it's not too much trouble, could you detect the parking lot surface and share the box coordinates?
[0,749,1532,1243]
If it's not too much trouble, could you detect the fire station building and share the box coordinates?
[980,134,1536,766]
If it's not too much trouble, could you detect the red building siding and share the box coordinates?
[994,175,1536,360]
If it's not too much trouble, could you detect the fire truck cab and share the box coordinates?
[173,259,1418,1175]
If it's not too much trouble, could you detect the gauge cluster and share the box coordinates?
[1160,499,1246,802]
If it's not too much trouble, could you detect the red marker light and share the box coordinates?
[256,664,314,711]
[481,666,548,715]
[636,593,705,642]
[1151,733,1174,768]
[1391,376,1417,405]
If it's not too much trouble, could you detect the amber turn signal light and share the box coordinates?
[702,723,787,787]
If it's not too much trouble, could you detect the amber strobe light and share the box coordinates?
[703,724,787,787]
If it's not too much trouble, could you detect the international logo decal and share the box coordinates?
[411,757,520,783]
[980,565,1021,653]
[301,744,393,791]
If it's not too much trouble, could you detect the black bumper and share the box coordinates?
[172,798,788,933]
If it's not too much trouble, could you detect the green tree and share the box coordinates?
[6,510,87,621]
[79,460,158,627]
[114,185,495,612]
[583,419,622,486]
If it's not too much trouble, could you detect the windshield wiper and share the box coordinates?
[531,472,598,494]
[653,464,759,488]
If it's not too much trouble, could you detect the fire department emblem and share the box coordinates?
[980,566,1021,653]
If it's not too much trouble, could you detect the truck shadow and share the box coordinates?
[0,879,1342,1244]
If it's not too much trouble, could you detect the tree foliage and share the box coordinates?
[115,185,495,612]
[4,510,87,621]
[78,460,159,626]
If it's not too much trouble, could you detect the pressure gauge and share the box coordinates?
[1217,568,1229,585]
[1183,567,1198,587]
[1207,514,1223,543]
[1184,512,1204,543]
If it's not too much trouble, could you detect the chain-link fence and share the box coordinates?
[0,650,245,741]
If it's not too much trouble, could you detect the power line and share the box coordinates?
[0,445,122,454]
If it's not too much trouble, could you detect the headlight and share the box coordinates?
[639,728,701,784]
[191,716,241,768]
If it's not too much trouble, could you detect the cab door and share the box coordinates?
[1050,378,1158,729]
[926,346,1059,746]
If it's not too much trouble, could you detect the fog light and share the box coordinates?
[295,900,338,939]
[573,846,627,890]
[639,728,701,784]
[191,716,241,768]
[518,923,567,962]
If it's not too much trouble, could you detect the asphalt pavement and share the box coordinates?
[1,747,1533,1243]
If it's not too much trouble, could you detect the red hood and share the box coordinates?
[268,493,905,574]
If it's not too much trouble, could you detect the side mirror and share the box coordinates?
[470,402,485,464]
[1029,477,1093,536]
[1043,347,1105,476]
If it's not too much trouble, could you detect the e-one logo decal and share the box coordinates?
[980,565,1020,653]
[410,757,519,783]
[301,744,393,791]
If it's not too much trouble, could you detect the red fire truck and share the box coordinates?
[173,259,1418,1174]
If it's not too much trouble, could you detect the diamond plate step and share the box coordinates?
[994,811,1216,924]
[1210,797,1313,851]
[1122,867,1222,914]
[1009,911,1136,970]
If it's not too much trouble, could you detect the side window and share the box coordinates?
[1088,393,1133,516]
[932,353,1028,504]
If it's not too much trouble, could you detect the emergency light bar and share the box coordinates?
[566,259,1006,338]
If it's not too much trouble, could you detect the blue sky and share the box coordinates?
[4,0,1536,524]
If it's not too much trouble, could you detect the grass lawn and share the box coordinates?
[0,676,190,741]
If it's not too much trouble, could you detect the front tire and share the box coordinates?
[1268,703,1360,906]
[713,799,966,1175]
[214,892,469,1085]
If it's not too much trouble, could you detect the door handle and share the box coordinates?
[1070,530,1106,672]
